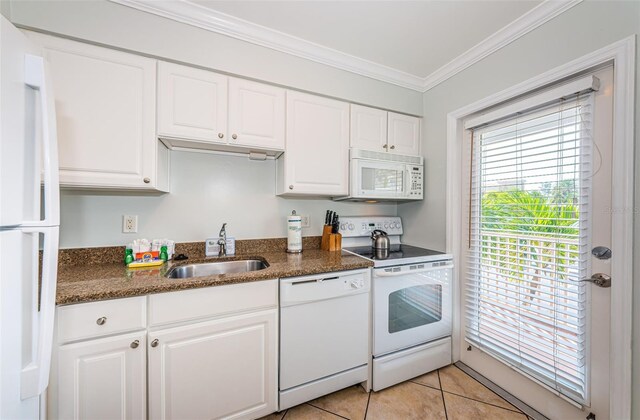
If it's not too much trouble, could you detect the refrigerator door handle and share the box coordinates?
[20,226,59,399]
[24,54,59,227]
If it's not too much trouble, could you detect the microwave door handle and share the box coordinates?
[405,167,411,197]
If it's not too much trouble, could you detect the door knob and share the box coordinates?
[232,134,237,139]
[130,340,139,349]
[96,317,107,325]
[580,273,611,288]
[390,145,395,150]
[150,339,159,348]
[218,133,224,139]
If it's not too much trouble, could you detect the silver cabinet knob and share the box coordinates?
[96,317,107,326]
[390,145,395,150]
[383,144,388,149]
[218,133,224,139]
[143,177,151,184]
[232,134,237,140]
[289,185,294,190]
[130,340,139,349]
[150,339,159,348]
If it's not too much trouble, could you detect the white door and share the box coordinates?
[350,104,388,152]
[280,90,349,196]
[157,61,228,143]
[228,77,285,151]
[387,112,421,155]
[148,309,277,420]
[29,32,158,189]
[56,332,146,420]
[460,67,613,419]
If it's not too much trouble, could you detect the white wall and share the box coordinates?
[5,0,414,249]
[7,0,423,116]
[60,151,396,248]
[397,0,640,415]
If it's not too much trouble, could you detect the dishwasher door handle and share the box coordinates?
[290,276,339,286]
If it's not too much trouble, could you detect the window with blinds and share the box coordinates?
[465,93,593,403]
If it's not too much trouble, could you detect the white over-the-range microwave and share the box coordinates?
[334,149,424,202]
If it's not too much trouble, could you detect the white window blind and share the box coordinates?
[465,92,594,404]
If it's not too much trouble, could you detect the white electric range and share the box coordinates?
[339,216,453,391]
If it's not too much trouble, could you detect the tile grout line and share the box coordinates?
[363,389,372,419]
[437,369,449,420]
[441,390,525,414]
[408,380,442,392]
[451,364,524,414]
[304,403,350,419]
[454,362,548,419]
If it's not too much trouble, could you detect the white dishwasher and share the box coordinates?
[279,269,370,410]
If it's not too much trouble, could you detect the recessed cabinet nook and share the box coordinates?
[26,32,421,197]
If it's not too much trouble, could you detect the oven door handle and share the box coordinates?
[375,264,453,277]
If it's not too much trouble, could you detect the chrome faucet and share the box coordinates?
[217,223,227,257]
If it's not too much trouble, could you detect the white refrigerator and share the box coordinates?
[0,16,60,419]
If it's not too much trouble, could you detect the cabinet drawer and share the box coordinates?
[148,279,277,327]
[57,297,146,343]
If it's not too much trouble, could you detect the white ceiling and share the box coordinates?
[191,0,542,78]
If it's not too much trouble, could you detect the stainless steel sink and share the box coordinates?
[165,259,268,279]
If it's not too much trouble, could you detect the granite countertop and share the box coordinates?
[56,246,373,305]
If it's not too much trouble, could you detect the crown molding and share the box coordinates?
[422,0,583,91]
[109,0,425,91]
[109,0,582,93]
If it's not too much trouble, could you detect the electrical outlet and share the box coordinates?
[301,215,310,228]
[123,215,138,233]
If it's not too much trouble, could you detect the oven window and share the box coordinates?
[361,167,404,192]
[388,285,442,333]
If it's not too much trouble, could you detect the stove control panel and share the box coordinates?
[338,216,403,237]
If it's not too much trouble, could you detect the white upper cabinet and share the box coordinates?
[387,111,421,155]
[350,104,388,152]
[228,77,285,151]
[277,91,349,196]
[157,62,285,154]
[29,32,168,191]
[157,61,228,143]
[350,105,421,156]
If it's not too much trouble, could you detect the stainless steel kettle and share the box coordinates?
[371,229,391,250]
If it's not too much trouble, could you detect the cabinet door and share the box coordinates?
[280,91,349,196]
[56,332,146,420]
[157,61,228,143]
[148,309,277,420]
[387,112,421,155]
[350,104,388,152]
[228,78,285,151]
[32,33,159,189]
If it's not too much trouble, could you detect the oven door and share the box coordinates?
[351,159,408,199]
[373,261,453,356]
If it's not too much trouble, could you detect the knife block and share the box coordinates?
[322,231,342,252]
[321,225,332,250]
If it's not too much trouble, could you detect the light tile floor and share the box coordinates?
[261,365,532,420]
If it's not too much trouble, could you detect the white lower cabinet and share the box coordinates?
[51,281,278,420]
[56,332,147,420]
[148,309,278,420]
